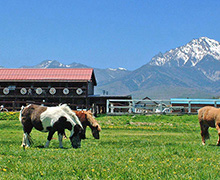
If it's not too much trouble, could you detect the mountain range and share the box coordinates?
[6,37,220,99]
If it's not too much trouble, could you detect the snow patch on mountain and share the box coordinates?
[40,60,53,68]
[108,68,117,71]
[108,67,127,71]
[118,67,127,71]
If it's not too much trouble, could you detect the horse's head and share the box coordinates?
[70,124,83,148]
[91,125,100,139]
[85,112,101,139]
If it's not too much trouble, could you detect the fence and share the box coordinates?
[106,99,220,115]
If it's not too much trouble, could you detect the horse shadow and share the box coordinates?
[35,145,68,149]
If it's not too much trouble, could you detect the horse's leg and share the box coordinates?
[58,129,65,148]
[200,121,209,145]
[216,123,220,146]
[58,133,63,148]
[21,122,33,147]
[22,133,31,147]
[45,130,56,148]
[63,131,67,139]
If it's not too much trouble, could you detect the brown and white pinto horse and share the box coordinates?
[73,110,101,139]
[20,104,83,148]
[198,106,220,146]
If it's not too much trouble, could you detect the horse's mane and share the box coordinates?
[19,104,32,123]
[19,106,25,123]
[84,110,101,131]
[59,104,83,128]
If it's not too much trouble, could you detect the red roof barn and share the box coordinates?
[0,68,97,111]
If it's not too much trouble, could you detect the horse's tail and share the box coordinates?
[204,131,210,140]
[199,120,210,140]
[202,127,210,140]
[60,104,83,128]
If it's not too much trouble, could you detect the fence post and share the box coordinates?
[214,101,217,107]
[132,100,135,113]
[128,101,132,113]
[159,101,163,112]
[188,100,191,114]
[110,103,114,113]
[106,100,109,114]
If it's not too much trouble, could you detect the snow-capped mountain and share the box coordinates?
[149,37,220,81]
[149,37,220,67]
[20,60,90,69]
[97,37,220,98]
[20,60,130,85]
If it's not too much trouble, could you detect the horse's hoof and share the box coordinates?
[202,142,206,146]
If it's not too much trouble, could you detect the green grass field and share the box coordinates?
[0,112,220,179]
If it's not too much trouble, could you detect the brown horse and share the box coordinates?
[198,106,220,146]
[73,110,101,139]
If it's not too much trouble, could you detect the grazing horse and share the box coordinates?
[198,106,220,146]
[20,104,83,148]
[73,110,101,139]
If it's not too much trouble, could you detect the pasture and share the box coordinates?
[0,112,220,179]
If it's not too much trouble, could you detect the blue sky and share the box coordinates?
[0,0,220,70]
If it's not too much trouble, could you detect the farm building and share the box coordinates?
[0,68,131,113]
[0,68,96,111]
[171,98,220,113]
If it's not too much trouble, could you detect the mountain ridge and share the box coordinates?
[149,37,220,67]
[1,36,220,98]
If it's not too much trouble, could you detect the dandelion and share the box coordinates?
[129,158,133,163]
[92,169,95,172]
[196,158,202,162]
[2,168,7,172]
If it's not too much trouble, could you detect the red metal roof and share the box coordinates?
[0,68,96,84]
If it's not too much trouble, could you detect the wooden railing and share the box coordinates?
[106,99,220,115]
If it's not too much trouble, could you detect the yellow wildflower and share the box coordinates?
[196,158,202,162]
